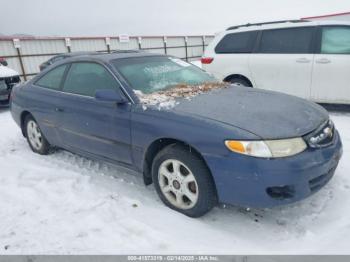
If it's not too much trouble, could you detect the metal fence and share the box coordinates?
[0,35,214,80]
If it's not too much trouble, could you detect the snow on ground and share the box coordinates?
[0,109,350,255]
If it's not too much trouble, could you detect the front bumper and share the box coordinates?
[204,130,343,208]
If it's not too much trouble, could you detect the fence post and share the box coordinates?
[184,36,188,61]
[65,38,71,53]
[105,37,111,53]
[163,36,167,55]
[138,37,142,50]
[202,35,206,54]
[13,39,27,81]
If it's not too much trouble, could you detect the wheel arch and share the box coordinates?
[20,110,33,137]
[223,74,253,87]
[142,138,215,189]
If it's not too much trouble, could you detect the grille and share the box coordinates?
[304,120,335,148]
[309,166,336,192]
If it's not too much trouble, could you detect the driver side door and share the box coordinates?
[57,62,133,164]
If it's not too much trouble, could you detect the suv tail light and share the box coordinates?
[201,57,214,64]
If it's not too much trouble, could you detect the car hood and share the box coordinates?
[0,65,19,78]
[173,86,328,139]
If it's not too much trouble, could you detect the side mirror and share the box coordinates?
[95,89,128,104]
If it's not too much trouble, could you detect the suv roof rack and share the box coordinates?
[226,19,310,31]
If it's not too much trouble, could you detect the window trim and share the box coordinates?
[316,25,350,55]
[256,26,317,54]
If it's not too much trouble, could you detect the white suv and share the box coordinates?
[202,20,350,104]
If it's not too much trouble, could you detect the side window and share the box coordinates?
[259,27,314,54]
[321,26,350,54]
[62,62,118,97]
[35,64,67,90]
[215,31,258,54]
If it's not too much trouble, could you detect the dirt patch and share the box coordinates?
[135,82,227,109]
[155,82,227,98]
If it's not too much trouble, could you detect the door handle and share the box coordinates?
[55,107,64,112]
[316,58,331,64]
[296,58,311,63]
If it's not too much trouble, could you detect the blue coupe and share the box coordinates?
[10,52,342,217]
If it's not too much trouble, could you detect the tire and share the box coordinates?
[152,144,217,217]
[229,78,251,87]
[24,115,51,155]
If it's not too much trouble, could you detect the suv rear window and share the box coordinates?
[215,31,258,54]
[259,27,314,54]
[321,26,350,54]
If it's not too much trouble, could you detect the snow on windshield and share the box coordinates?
[134,82,227,110]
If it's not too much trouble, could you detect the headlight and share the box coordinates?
[225,138,307,158]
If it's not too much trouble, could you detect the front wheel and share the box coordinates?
[25,115,51,155]
[152,144,217,217]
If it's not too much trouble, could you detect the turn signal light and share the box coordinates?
[225,141,245,153]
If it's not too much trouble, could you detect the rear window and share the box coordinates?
[321,26,350,54]
[215,31,258,54]
[35,64,67,90]
[259,27,314,54]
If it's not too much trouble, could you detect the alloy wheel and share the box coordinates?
[158,159,199,209]
[27,120,43,151]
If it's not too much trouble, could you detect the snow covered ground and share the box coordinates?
[0,108,349,255]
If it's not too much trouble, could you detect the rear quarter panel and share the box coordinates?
[11,83,63,146]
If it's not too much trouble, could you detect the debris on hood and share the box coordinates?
[134,82,228,110]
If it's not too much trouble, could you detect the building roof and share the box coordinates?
[302,11,350,20]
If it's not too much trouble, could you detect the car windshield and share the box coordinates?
[112,56,217,94]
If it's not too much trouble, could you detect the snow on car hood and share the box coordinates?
[0,65,19,78]
[172,86,329,139]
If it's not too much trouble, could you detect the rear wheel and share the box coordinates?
[152,144,217,217]
[25,115,51,155]
[229,77,251,87]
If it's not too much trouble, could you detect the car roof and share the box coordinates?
[64,51,167,63]
[54,51,99,58]
[67,51,99,56]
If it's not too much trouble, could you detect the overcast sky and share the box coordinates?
[2,0,350,36]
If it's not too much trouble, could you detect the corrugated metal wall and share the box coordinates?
[0,35,214,80]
